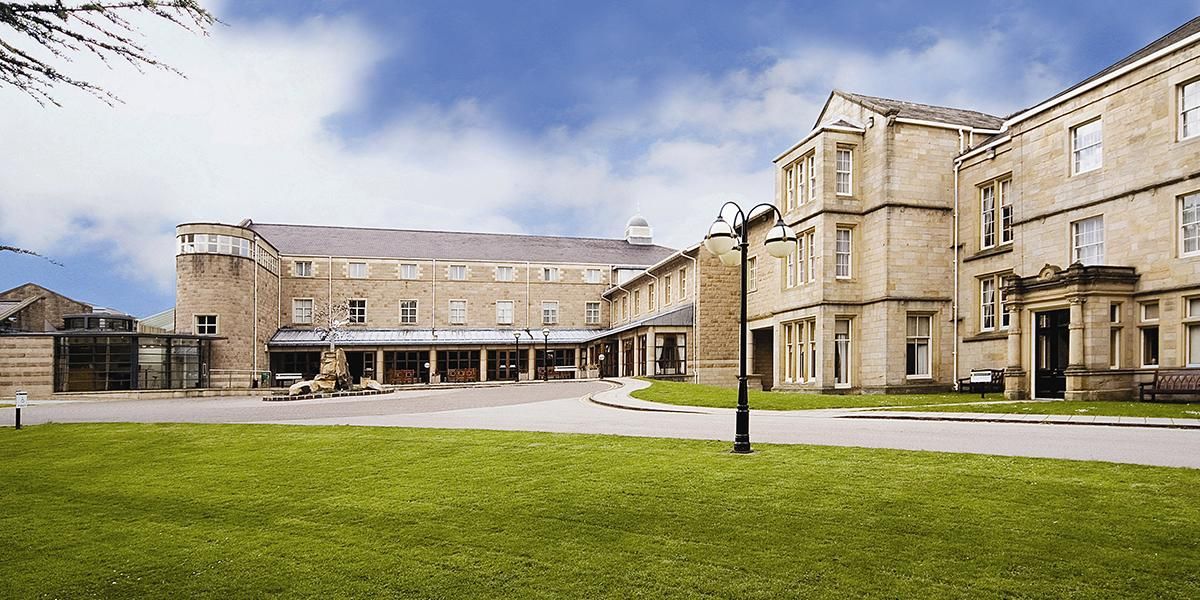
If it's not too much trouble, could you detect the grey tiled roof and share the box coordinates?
[1008,16,1200,119]
[249,222,676,266]
[834,90,1005,130]
[588,304,693,341]
[269,327,602,347]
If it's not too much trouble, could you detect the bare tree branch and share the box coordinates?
[1,244,63,266]
[0,1,217,106]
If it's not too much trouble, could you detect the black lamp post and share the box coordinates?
[704,201,797,454]
[513,330,522,381]
[541,327,550,381]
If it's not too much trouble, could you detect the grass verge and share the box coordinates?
[892,399,1200,419]
[630,378,1003,410]
[1,423,1198,598]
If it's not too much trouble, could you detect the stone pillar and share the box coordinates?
[1068,296,1086,370]
[645,327,656,377]
[479,347,488,382]
[375,349,385,382]
[527,346,536,380]
[1004,302,1028,400]
[428,348,438,384]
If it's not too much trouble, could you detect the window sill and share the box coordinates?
[963,331,1007,343]
[963,244,1013,263]
[905,375,933,380]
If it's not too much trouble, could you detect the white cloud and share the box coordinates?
[0,8,1069,294]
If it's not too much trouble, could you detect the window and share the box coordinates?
[1072,216,1104,266]
[633,290,641,316]
[783,323,796,383]
[647,283,655,310]
[1182,193,1199,257]
[981,184,996,248]
[586,269,602,284]
[1072,119,1102,174]
[495,300,513,325]
[496,266,515,282]
[807,319,817,380]
[783,320,816,383]
[1142,301,1160,322]
[294,261,313,277]
[785,246,796,288]
[664,275,673,303]
[542,301,559,325]
[906,315,932,378]
[176,234,252,258]
[1109,303,1122,369]
[1142,327,1160,367]
[834,318,851,388]
[654,333,687,375]
[449,300,467,325]
[835,227,852,279]
[194,315,217,335]
[796,158,807,205]
[1000,179,1013,244]
[804,231,815,282]
[348,299,366,324]
[807,154,816,201]
[400,300,418,325]
[543,267,559,282]
[835,148,853,195]
[747,257,757,291]
[1188,323,1200,367]
[449,264,467,281]
[793,237,804,286]
[980,278,996,331]
[1181,79,1200,140]
[348,262,367,279]
[586,301,601,325]
[292,299,313,324]
[621,296,628,320]
[400,263,418,280]
[784,163,796,211]
[678,268,687,298]
[999,285,1011,330]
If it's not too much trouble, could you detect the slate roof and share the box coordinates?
[592,304,693,340]
[269,328,603,347]
[832,90,1005,130]
[248,222,676,266]
[1008,16,1200,119]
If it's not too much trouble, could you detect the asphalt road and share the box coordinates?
[7,379,1200,468]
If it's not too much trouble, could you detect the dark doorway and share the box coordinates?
[383,350,428,384]
[344,351,376,383]
[488,349,526,381]
[1035,309,1070,399]
[622,338,634,377]
[752,328,774,391]
[601,341,618,377]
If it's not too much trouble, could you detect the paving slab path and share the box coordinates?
[5,378,1200,468]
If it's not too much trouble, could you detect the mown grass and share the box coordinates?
[897,399,1200,419]
[630,378,1003,410]
[1,423,1198,598]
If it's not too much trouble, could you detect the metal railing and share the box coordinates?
[208,369,272,389]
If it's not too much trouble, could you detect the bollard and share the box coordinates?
[14,390,28,430]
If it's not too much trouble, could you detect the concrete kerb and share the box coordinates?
[840,412,1200,430]
[586,378,719,415]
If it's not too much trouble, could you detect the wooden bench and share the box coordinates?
[1138,370,1200,402]
[958,368,1004,394]
[274,372,303,387]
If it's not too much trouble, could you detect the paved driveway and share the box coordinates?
[7,379,1200,468]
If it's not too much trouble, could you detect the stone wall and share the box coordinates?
[0,283,90,332]
[0,335,54,399]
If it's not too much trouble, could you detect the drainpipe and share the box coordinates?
[952,153,962,390]
[327,256,333,313]
[432,259,438,327]
[682,251,699,382]
[524,261,531,327]
[252,238,258,379]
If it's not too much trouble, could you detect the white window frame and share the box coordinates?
[449,300,467,325]
[633,290,641,316]
[399,300,419,325]
[1142,301,1160,322]
[835,148,853,196]
[400,263,418,280]
[980,278,996,332]
[585,268,602,284]
[678,268,687,298]
[1141,326,1160,368]
[664,275,673,303]
[785,248,796,288]
[449,264,467,281]
[194,314,218,335]
[1071,215,1104,266]
[1181,193,1200,257]
[835,227,852,279]
[496,266,515,282]
[747,257,757,292]
[805,231,815,283]
[784,163,796,211]
[905,314,933,379]
[1188,323,1200,367]
[834,318,852,388]
[1181,79,1200,141]
[542,301,559,325]
[347,299,367,324]
[1071,118,1103,175]
[292,298,313,325]
[807,154,816,202]
[542,267,559,282]
[348,262,368,279]
[495,300,514,325]
[585,301,601,325]
[294,261,313,277]
[980,184,996,249]
[999,179,1013,244]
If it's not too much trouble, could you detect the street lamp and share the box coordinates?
[704,202,796,454]
[598,352,605,379]
[541,327,550,381]
[513,330,522,381]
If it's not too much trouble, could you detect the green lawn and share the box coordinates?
[631,378,1003,410]
[895,400,1200,419]
[2,424,1198,598]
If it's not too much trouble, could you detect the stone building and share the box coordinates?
[954,16,1200,400]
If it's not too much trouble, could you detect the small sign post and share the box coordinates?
[14,390,27,430]
[970,370,992,401]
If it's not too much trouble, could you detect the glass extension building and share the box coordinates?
[53,312,213,392]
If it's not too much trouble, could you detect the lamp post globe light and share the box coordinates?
[704,202,796,454]
[541,327,551,381]
[598,352,605,378]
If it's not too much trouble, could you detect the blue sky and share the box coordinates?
[1,1,1198,314]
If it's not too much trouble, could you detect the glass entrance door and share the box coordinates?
[1035,309,1070,399]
